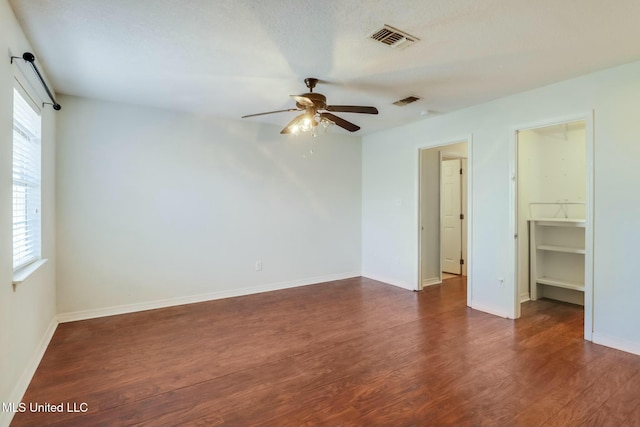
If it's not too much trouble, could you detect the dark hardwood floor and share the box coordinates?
[11,276,640,426]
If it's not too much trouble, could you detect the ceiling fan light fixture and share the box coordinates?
[312,116,334,137]
[320,117,334,128]
[289,114,335,137]
[244,78,377,135]
[300,116,315,132]
[288,113,317,135]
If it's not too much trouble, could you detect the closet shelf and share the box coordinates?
[537,245,586,254]
[530,218,586,227]
[536,277,585,292]
[529,218,586,304]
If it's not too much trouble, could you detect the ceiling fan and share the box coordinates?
[241,78,378,134]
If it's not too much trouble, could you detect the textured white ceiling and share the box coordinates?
[8,0,640,134]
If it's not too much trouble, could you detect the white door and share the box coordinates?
[442,159,462,274]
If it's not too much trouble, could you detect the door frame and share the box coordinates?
[417,135,473,308]
[509,112,594,340]
[440,153,467,276]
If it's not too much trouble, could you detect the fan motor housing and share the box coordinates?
[296,93,327,110]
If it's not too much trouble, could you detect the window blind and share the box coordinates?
[13,87,42,270]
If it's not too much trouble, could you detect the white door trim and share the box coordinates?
[417,135,473,308]
[509,113,594,340]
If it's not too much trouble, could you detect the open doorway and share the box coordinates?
[418,141,469,298]
[441,155,468,279]
[513,118,594,339]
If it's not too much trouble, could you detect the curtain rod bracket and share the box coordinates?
[42,102,62,111]
[10,51,62,111]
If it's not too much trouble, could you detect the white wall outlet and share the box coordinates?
[498,277,505,287]
[255,260,262,271]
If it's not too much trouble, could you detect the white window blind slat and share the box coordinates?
[12,88,42,271]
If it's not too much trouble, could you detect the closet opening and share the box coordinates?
[514,119,593,338]
[418,140,470,304]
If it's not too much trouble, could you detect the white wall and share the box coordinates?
[0,1,57,425]
[362,59,640,353]
[56,96,362,317]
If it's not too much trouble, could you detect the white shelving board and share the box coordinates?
[537,245,586,254]
[529,218,586,227]
[529,218,586,304]
[536,277,585,292]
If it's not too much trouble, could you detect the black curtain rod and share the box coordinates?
[11,52,61,111]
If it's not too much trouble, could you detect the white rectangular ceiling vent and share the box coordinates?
[369,25,419,49]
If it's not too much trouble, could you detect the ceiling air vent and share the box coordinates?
[369,25,419,49]
[393,96,421,106]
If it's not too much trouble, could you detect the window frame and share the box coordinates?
[12,81,43,274]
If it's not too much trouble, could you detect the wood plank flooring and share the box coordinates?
[11,276,640,426]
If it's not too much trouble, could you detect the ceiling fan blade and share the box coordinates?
[290,95,314,107]
[320,112,360,132]
[280,113,306,134]
[241,108,300,118]
[326,105,378,114]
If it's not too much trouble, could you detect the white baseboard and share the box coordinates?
[470,300,512,319]
[361,273,416,291]
[57,272,361,323]
[520,292,531,303]
[592,332,640,356]
[422,277,442,287]
[1,318,58,427]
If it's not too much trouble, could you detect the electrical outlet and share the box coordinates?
[255,260,262,271]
